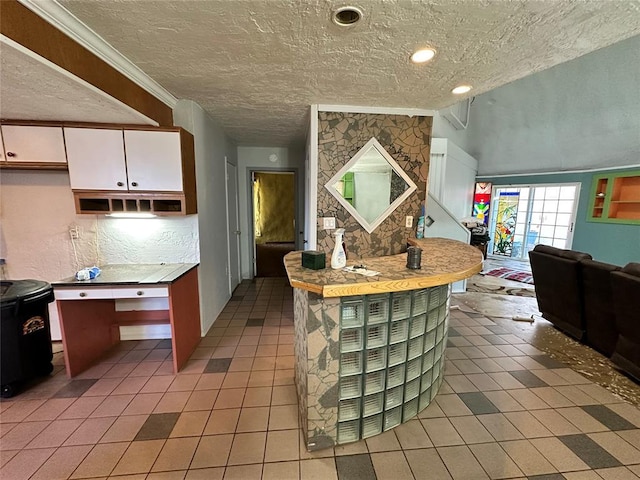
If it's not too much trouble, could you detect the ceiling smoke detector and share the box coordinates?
[332,6,363,26]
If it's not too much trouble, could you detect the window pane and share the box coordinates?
[553,238,567,248]
[556,213,571,226]
[539,237,554,246]
[544,187,561,200]
[559,186,576,200]
[554,226,569,239]
[557,200,573,213]
[540,225,555,237]
[515,224,525,235]
[541,212,557,225]
[532,199,544,212]
[543,200,558,213]
[530,212,543,224]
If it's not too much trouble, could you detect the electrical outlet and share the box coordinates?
[405,216,414,228]
[323,217,336,230]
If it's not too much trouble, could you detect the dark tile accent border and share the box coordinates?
[559,434,622,469]
[53,379,98,398]
[482,334,510,345]
[527,474,566,480]
[531,355,566,369]
[581,405,636,431]
[204,358,233,373]
[508,370,549,388]
[336,453,377,480]
[134,413,180,441]
[458,392,500,415]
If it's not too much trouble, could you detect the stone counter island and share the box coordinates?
[284,237,483,451]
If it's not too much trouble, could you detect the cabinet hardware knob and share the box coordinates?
[79,292,87,297]
[6,152,15,157]
[137,291,144,296]
[117,182,124,187]
[131,182,138,187]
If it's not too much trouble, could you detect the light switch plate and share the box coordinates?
[405,216,413,228]
[323,217,336,229]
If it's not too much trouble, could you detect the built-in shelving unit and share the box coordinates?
[74,191,194,215]
[588,170,640,225]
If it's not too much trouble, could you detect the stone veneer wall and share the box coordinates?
[317,112,432,258]
[293,288,341,450]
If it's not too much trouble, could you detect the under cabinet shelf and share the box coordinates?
[74,191,194,216]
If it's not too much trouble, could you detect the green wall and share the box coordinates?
[478,168,640,267]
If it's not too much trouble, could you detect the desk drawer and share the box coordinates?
[113,286,169,299]
[55,288,113,300]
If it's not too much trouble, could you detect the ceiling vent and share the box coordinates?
[332,6,363,26]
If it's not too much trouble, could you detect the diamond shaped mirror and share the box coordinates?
[325,137,417,233]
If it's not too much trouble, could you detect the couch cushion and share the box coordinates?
[621,262,640,277]
[532,244,592,262]
[581,259,620,356]
[611,267,640,381]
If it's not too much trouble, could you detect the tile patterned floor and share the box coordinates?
[1,277,640,479]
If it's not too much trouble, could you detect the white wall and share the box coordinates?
[237,146,304,279]
[173,99,236,335]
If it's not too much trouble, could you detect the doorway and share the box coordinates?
[225,160,241,293]
[251,171,296,277]
[488,183,581,260]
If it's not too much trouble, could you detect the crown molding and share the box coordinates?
[317,104,437,117]
[19,0,178,109]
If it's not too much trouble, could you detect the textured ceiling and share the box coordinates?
[16,1,640,145]
[0,41,155,125]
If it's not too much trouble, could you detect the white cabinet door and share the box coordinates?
[124,130,183,192]
[65,128,128,191]
[1,125,67,163]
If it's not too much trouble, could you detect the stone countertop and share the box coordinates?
[52,263,198,287]
[284,237,483,297]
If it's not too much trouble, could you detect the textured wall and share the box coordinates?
[317,112,431,259]
[254,172,295,244]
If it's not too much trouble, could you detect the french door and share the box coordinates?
[488,183,581,260]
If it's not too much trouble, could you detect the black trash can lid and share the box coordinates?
[0,280,52,305]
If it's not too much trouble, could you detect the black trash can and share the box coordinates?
[1,279,55,398]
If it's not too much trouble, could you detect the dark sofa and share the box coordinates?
[610,263,640,381]
[528,245,592,340]
[529,245,639,382]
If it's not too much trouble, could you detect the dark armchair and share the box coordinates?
[528,245,592,340]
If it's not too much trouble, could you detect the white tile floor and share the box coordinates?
[1,277,639,479]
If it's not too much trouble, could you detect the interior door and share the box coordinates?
[225,161,241,292]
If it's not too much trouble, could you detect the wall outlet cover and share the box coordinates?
[405,216,413,228]
[323,217,336,229]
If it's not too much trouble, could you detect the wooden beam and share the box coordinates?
[0,0,174,126]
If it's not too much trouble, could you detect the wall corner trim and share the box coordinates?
[18,0,178,109]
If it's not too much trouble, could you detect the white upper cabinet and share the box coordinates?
[1,125,67,164]
[124,130,183,192]
[65,128,128,191]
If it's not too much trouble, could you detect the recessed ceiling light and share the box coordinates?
[452,85,472,94]
[332,6,363,26]
[411,48,436,64]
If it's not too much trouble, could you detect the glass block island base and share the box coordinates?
[284,237,483,451]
